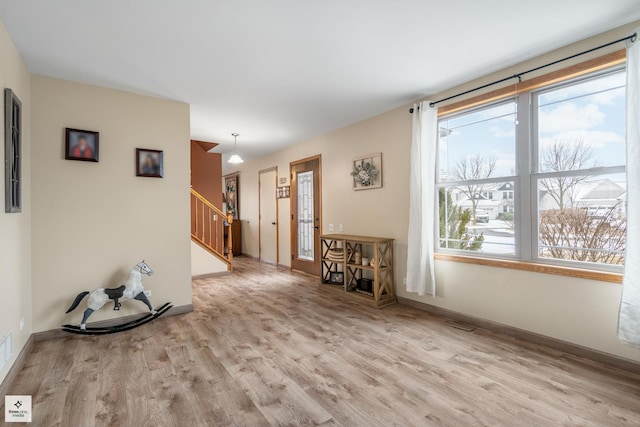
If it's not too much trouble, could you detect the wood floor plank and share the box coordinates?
[60,366,98,427]
[4,257,640,426]
[94,338,128,427]
[227,356,335,426]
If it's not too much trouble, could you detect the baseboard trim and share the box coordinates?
[238,255,290,271]
[32,303,194,342]
[397,296,640,375]
[0,334,34,398]
[291,269,320,279]
[192,272,231,280]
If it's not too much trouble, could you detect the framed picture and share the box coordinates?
[224,172,239,220]
[277,185,290,199]
[329,271,344,284]
[5,88,22,213]
[352,152,382,190]
[136,148,164,178]
[65,128,99,162]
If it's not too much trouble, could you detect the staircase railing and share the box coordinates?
[190,188,233,270]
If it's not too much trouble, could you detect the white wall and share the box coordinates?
[0,20,32,385]
[30,76,192,332]
[231,21,640,362]
[191,241,228,276]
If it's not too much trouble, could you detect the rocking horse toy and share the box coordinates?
[62,260,172,335]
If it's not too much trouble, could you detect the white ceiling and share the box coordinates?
[1,1,639,162]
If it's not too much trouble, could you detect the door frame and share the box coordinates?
[258,166,279,266]
[289,154,322,274]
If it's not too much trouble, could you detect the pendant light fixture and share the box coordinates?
[227,132,244,164]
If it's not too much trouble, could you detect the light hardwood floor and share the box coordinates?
[3,257,640,426]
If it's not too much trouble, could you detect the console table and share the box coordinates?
[320,234,396,308]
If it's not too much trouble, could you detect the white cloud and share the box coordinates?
[590,87,625,105]
[490,150,516,176]
[539,72,625,106]
[538,102,604,133]
[539,130,624,149]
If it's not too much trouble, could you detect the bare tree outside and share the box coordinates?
[539,204,626,265]
[451,154,496,224]
[539,138,595,209]
[537,138,626,265]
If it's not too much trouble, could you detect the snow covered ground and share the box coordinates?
[466,220,515,255]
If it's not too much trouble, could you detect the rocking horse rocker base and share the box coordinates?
[62,302,173,335]
[62,261,172,335]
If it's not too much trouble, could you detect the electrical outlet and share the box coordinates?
[19,318,24,331]
[339,224,344,232]
[328,223,334,232]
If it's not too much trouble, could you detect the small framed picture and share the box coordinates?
[65,128,99,162]
[277,186,290,199]
[352,152,382,190]
[136,148,163,178]
[224,173,239,219]
[329,271,344,284]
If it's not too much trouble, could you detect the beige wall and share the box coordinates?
[226,106,411,268]
[30,76,192,332]
[0,21,32,384]
[231,21,640,362]
[191,241,228,276]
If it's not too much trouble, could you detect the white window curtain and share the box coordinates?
[406,101,437,296]
[618,30,640,348]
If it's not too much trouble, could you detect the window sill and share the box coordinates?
[434,253,622,284]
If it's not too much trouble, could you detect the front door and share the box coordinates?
[259,167,278,265]
[290,155,321,276]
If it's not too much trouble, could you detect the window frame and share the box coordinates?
[529,66,626,273]
[436,97,520,260]
[434,62,627,276]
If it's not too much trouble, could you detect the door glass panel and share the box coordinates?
[297,170,314,261]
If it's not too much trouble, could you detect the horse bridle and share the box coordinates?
[136,262,153,276]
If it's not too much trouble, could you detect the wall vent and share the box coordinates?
[0,331,13,373]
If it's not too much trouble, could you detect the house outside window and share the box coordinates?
[436,66,626,271]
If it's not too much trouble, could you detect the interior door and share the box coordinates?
[259,167,278,265]
[290,155,321,276]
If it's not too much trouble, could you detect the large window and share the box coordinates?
[438,101,517,255]
[436,67,626,271]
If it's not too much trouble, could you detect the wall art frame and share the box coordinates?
[224,172,239,219]
[352,152,382,190]
[136,148,164,178]
[277,185,290,199]
[5,88,22,213]
[65,128,99,162]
